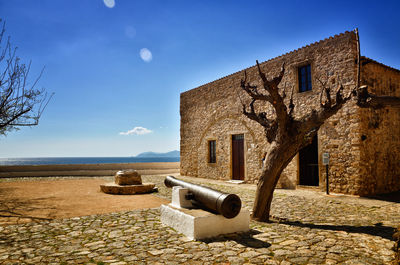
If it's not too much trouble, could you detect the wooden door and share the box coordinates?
[299,135,319,186]
[232,134,244,180]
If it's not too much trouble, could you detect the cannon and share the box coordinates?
[164,176,242,219]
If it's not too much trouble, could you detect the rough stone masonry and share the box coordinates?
[180,31,400,196]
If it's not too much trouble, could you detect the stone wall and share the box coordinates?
[180,31,399,195]
[0,162,180,177]
[180,77,267,183]
[357,59,400,195]
[317,100,363,194]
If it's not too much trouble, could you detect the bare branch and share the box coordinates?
[288,85,295,117]
[0,19,52,135]
[242,98,274,128]
[256,60,267,83]
[281,82,288,99]
[298,82,352,136]
[316,77,331,108]
[240,70,273,102]
[273,62,285,87]
[355,85,400,109]
[240,61,293,145]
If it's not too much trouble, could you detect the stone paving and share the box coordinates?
[0,175,399,264]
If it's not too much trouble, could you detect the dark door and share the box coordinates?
[232,134,244,180]
[299,135,319,186]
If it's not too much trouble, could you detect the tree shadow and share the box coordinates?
[274,219,396,241]
[0,186,55,224]
[200,229,271,248]
[366,190,400,203]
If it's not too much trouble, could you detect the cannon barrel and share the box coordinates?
[164,176,242,219]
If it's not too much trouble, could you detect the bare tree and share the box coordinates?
[0,19,53,136]
[240,42,400,223]
[240,61,355,221]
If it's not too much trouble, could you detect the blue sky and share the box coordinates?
[0,0,399,157]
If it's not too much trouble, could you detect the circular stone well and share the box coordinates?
[100,182,156,195]
[100,170,156,195]
[115,170,142,185]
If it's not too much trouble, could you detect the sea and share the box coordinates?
[0,157,180,166]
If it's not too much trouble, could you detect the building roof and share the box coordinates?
[361,56,400,74]
[184,31,356,93]
[183,30,400,94]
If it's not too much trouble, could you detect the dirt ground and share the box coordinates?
[0,178,169,225]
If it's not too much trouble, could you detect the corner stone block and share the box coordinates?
[171,186,193,209]
[160,204,250,240]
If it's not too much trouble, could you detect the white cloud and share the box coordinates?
[103,0,115,8]
[119,126,152,136]
[140,48,152,62]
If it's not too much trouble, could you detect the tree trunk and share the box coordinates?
[252,141,298,222]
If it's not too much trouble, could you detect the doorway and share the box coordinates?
[299,135,319,186]
[232,134,244,180]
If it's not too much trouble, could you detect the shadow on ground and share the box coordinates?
[274,219,396,241]
[0,186,56,223]
[201,229,271,248]
[367,190,400,203]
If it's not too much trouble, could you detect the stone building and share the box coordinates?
[180,31,400,196]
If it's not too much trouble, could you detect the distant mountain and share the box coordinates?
[136,150,180,158]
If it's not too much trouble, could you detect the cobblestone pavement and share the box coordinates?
[0,175,399,264]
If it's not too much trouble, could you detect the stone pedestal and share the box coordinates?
[160,204,250,240]
[115,170,142,185]
[100,170,156,195]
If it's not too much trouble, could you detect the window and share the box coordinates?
[208,140,216,163]
[298,64,312,92]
